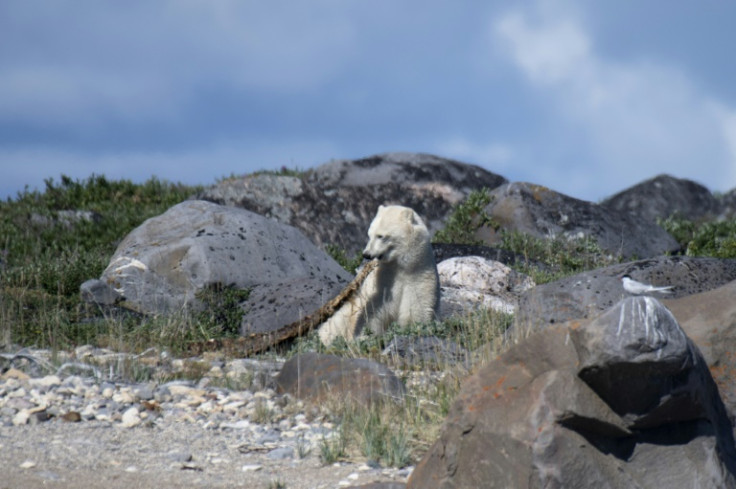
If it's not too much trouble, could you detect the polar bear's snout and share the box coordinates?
[362,234,393,261]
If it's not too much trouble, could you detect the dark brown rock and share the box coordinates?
[663,279,736,420]
[408,297,736,488]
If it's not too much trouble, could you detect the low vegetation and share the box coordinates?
[659,213,736,258]
[1,175,734,468]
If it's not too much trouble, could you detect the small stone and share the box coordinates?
[12,410,30,426]
[220,420,250,430]
[8,387,27,398]
[1,368,30,381]
[113,390,136,404]
[30,410,52,424]
[61,411,82,422]
[134,384,154,401]
[29,375,61,390]
[166,450,193,463]
[241,464,263,472]
[120,407,141,428]
[266,446,294,460]
[19,460,36,469]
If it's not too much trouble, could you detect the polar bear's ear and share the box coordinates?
[401,207,416,223]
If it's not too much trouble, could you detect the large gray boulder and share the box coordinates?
[408,297,736,488]
[81,200,351,332]
[513,255,736,337]
[663,279,736,419]
[601,174,721,223]
[474,182,680,259]
[197,152,508,255]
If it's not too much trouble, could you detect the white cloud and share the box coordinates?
[492,1,736,198]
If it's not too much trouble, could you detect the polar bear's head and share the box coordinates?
[362,205,430,264]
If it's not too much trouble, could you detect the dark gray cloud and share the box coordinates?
[1,0,735,201]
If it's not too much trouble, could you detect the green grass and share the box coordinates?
[0,174,201,350]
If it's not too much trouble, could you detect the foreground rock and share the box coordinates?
[474,182,680,259]
[408,297,736,488]
[81,200,351,335]
[663,279,736,418]
[514,255,736,336]
[601,174,721,223]
[198,152,508,254]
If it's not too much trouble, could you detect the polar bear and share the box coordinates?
[318,205,440,345]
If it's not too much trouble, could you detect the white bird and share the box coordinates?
[621,274,673,295]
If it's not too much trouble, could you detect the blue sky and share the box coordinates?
[2,0,736,202]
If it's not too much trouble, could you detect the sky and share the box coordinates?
[2,0,736,202]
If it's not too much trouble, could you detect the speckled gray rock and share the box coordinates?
[197,152,508,255]
[513,255,736,338]
[81,201,351,332]
[475,182,680,259]
[382,336,468,368]
[276,353,406,404]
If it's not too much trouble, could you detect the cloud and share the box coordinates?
[0,1,355,129]
[492,1,736,198]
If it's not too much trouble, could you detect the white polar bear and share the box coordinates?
[318,205,440,345]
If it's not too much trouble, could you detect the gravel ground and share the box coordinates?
[0,348,412,489]
[0,420,410,489]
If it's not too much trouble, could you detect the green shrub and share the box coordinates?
[325,244,364,274]
[659,214,736,258]
[432,188,496,245]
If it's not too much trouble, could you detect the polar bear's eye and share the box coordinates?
[376,234,385,240]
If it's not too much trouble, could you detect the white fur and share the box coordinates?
[318,205,440,345]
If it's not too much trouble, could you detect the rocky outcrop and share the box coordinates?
[722,188,736,218]
[513,255,736,337]
[197,153,508,254]
[602,174,721,223]
[474,182,680,259]
[408,297,736,488]
[81,200,351,332]
[275,353,405,404]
